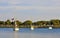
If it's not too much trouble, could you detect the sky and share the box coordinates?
[0,0,60,22]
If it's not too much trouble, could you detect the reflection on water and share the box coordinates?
[14,32,18,38]
[0,28,60,38]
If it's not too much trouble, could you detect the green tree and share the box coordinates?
[23,20,32,25]
[34,21,48,28]
[15,20,22,25]
[50,19,60,28]
[23,20,32,28]
[5,19,11,25]
[0,21,4,25]
[36,21,47,25]
[51,19,60,25]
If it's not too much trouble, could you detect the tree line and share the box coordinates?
[0,19,60,28]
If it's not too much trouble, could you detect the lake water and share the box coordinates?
[0,28,60,38]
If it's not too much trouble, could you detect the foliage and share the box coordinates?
[0,21,4,25]
[23,20,32,25]
[15,20,22,25]
[0,19,60,28]
[5,20,11,25]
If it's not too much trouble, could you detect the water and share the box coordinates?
[0,28,60,38]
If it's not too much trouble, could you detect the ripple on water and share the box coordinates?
[0,28,60,34]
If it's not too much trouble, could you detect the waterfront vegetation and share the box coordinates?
[0,19,60,28]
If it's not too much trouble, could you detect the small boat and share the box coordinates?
[14,28,19,31]
[13,21,19,31]
[31,26,34,30]
[49,27,52,29]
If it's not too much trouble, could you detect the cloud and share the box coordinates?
[0,0,60,6]
[0,5,60,11]
[0,0,60,21]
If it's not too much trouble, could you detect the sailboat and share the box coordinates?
[31,26,34,30]
[13,21,19,31]
[49,27,52,29]
[14,25,19,31]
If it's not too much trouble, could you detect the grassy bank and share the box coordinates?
[0,25,60,28]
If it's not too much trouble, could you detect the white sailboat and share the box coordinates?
[31,26,34,30]
[14,25,19,31]
[49,27,52,29]
[14,28,19,31]
[14,21,19,31]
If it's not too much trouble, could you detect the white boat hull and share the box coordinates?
[14,28,19,31]
[49,27,52,29]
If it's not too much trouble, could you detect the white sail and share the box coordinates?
[14,20,19,31]
[31,26,34,30]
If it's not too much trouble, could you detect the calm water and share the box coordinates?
[0,28,60,38]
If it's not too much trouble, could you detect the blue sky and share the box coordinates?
[0,0,60,22]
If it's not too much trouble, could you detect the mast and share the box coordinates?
[12,17,19,31]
